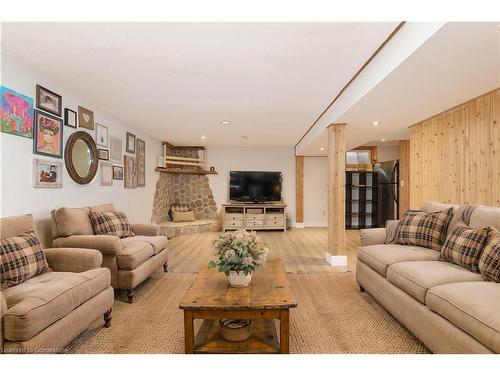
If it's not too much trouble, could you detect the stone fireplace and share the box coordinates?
[151,149,219,237]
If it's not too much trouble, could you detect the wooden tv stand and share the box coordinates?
[221,203,287,232]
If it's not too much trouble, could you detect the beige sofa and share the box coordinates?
[0,214,113,353]
[357,201,500,353]
[50,204,169,303]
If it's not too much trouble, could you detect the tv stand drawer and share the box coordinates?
[246,220,265,228]
[246,214,265,221]
[266,214,283,221]
[266,220,284,227]
[226,213,244,221]
[225,220,244,228]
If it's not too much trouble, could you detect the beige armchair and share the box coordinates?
[1,214,113,353]
[50,204,168,303]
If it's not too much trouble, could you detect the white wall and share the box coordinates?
[377,144,399,162]
[303,157,328,227]
[206,147,296,225]
[0,56,162,246]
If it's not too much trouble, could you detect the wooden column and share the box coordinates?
[326,123,347,267]
[399,140,410,217]
[295,156,304,227]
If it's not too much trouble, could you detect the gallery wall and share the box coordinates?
[206,147,297,226]
[409,88,500,208]
[0,56,163,246]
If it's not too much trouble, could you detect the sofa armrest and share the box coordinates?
[44,247,103,273]
[53,235,122,255]
[1,291,6,350]
[131,223,160,236]
[359,228,387,246]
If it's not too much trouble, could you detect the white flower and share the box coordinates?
[224,249,236,259]
[241,257,253,266]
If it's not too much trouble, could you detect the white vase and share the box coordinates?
[228,270,252,288]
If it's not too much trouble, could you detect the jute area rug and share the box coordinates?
[66,230,428,354]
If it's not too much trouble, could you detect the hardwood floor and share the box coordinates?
[167,228,361,274]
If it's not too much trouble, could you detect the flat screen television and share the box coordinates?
[229,171,282,203]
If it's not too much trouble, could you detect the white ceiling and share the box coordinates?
[302,22,500,155]
[1,22,398,147]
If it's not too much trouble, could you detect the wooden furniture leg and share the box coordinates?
[279,309,290,354]
[104,308,112,328]
[184,310,194,354]
[127,289,135,303]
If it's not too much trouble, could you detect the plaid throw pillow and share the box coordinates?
[1,230,51,289]
[440,220,490,273]
[478,228,500,282]
[88,210,135,238]
[396,208,454,250]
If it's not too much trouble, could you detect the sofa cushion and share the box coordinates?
[427,282,500,353]
[121,235,168,255]
[88,210,135,238]
[2,268,110,341]
[396,208,454,250]
[116,242,154,270]
[1,231,51,289]
[479,228,500,282]
[440,219,490,273]
[357,244,440,277]
[469,206,500,231]
[387,261,483,304]
[52,207,94,237]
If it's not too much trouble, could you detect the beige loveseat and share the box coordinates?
[357,201,500,354]
[50,204,168,303]
[1,214,113,353]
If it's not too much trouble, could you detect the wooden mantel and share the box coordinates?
[155,167,217,175]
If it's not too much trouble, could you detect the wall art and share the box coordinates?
[36,84,62,117]
[0,86,34,138]
[33,109,63,158]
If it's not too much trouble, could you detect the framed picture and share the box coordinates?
[136,138,146,187]
[97,148,109,160]
[78,105,94,130]
[95,123,109,147]
[64,108,77,128]
[113,165,124,180]
[1,86,34,138]
[109,136,123,163]
[36,85,62,117]
[100,162,113,186]
[126,132,136,154]
[33,109,63,158]
[33,158,62,188]
[124,155,137,188]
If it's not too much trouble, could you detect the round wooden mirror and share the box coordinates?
[65,131,98,184]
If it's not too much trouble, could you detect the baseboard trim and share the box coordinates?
[325,252,347,266]
[304,222,327,228]
[295,223,305,228]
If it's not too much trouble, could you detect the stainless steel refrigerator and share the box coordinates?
[374,160,399,227]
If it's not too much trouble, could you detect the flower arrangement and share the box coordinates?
[208,229,269,276]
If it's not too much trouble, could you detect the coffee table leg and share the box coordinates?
[184,310,194,354]
[279,309,290,354]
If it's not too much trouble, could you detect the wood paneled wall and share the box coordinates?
[410,88,500,208]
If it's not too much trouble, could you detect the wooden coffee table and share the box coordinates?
[179,258,297,354]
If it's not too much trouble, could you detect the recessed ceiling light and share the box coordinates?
[201,136,206,140]
[372,121,379,126]
[320,147,325,151]
[381,138,386,142]
[221,120,232,125]
[241,135,248,140]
